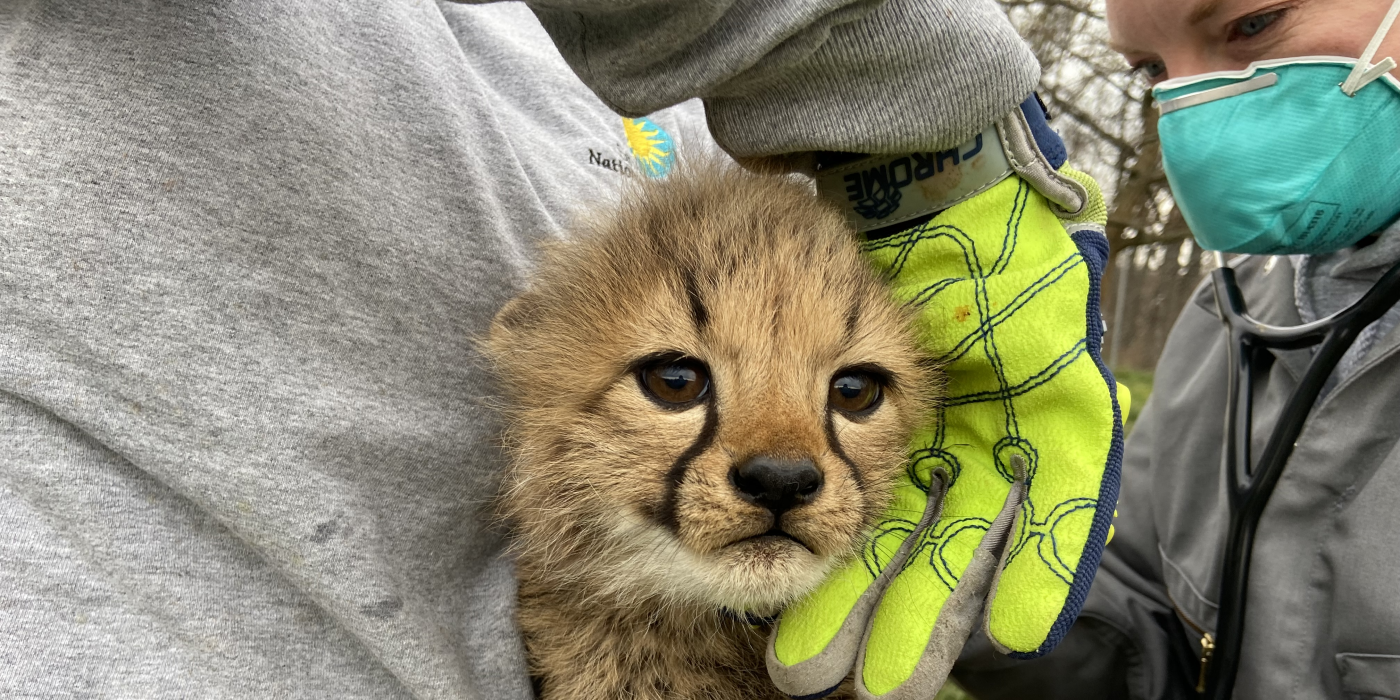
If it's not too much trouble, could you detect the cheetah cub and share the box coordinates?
[486,161,939,700]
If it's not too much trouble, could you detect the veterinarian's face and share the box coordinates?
[1107,0,1400,83]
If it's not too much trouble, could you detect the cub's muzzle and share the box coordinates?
[729,456,822,518]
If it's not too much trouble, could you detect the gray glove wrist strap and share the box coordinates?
[814,126,1011,234]
[814,102,1089,234]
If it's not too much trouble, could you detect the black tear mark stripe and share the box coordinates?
[683,270,709,332]
[578,390,608,416]
[844,295,863,342]
[769,288,787,339]
[825,411,865,491]
[657,401,719,532]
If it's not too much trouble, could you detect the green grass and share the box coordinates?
[935,681,971,700]
[1113,368,1154,436]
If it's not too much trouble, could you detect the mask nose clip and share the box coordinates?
[1157,72,1278,115]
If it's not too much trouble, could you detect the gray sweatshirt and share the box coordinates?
[0,2,1038,698]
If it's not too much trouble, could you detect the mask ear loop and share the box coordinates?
[1341,0,1400,96]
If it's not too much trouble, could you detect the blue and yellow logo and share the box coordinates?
[623,117,675,178]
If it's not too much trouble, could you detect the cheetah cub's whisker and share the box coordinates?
[485,159,941,700]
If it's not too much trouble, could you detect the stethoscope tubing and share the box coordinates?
[1204,255,1400,698]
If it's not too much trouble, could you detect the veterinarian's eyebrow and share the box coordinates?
[1107,39,1139,54]
[1188,0,1227,26]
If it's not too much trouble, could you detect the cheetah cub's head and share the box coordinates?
[487,162,938,614]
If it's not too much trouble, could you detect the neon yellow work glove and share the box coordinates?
[767,96,1129,699]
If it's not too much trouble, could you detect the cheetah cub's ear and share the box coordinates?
[485,159,940,700]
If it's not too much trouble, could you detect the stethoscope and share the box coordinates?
[1202,251,1400,698]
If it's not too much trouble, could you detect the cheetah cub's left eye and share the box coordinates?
[639,357,710,408]
[829,371,883,416]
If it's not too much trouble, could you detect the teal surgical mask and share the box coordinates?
[1153,0,1400,255]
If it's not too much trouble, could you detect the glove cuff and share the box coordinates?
[814,125,1012,235]
[813,95,1088,235]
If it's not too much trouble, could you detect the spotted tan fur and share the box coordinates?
[485,161,940,700]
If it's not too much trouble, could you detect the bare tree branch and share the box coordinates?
[1039,86,1135,153]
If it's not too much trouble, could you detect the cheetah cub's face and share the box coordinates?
[488,164,937,613]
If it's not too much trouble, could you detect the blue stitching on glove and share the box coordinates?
[933,254,1084,366]
[789,682,844,700]
[945,340,1087,406]
[1001,496,1099,584]
[1007,228,1124,660]
[862,518,921,578]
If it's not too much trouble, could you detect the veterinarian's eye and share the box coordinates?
[1227,8,1287,42]
[829,372,882,415]
[1130,59,1167,82]
[640,358,710,407]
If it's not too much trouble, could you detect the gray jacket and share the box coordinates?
[955,250,1400,700]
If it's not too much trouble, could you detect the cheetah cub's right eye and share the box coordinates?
[829,370,884,417]
[638,355,710,408]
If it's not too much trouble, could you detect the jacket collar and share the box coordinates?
[1191,255,1314,381]
[1190,252,1400,386]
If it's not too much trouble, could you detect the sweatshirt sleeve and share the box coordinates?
[952,394,1199,700]
[489,0,1039,157]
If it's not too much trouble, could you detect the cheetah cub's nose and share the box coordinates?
[728,457,823,517]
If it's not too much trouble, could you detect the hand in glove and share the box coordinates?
[766,96,1130,700]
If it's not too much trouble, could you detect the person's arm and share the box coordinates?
[495,0,1038,156]
[953,391,1197,700]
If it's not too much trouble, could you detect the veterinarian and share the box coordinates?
[2,1,1125,698]
[952,1,1400,698]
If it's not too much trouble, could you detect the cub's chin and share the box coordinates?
[703,535,840,614]
[600,513,846,614]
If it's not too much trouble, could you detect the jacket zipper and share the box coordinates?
[1169,596,1215,693]
[1195,631,1216,693]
